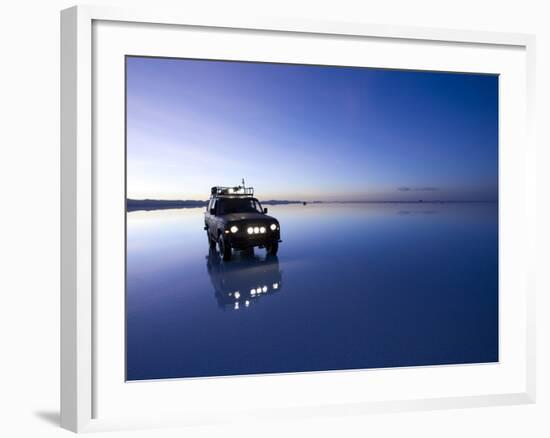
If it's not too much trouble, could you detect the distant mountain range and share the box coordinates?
[127,198,495,212]
[126,198,308,212]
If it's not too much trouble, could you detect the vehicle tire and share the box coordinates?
[218,234,232,261]
[207,246,221,268]
[206,230,216,248]
[266,240,279,256]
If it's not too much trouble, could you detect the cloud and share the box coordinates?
[397,186,439,192]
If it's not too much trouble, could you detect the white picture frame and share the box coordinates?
[61,4,536,433]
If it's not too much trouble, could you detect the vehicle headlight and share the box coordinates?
[230,225,238,233]
[247,227,253,234]
[260,226,266,233]
[253,227,260,234]
[270,223,277,231]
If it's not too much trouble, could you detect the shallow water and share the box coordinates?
[126,203,498,381]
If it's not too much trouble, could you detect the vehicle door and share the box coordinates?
[207,199,218,237]
[205,199,212,228]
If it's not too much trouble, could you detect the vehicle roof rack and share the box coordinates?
[211,184,254,197]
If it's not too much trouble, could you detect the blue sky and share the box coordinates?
[126,56,498,201]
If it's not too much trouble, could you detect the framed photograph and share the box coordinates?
[61,5,536,433]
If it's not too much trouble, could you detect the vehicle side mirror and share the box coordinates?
[263,207,268,214]
[210,208,216,215]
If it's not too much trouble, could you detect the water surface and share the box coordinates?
[126,203,498,381]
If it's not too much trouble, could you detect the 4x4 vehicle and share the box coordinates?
[204,183,281,261]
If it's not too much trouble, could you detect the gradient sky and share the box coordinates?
[126,56,498,202]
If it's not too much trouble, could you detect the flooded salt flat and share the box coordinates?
[126,203,498,381]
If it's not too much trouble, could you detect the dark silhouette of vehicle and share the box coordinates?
[204,181,281,261]
[206,248,283,311]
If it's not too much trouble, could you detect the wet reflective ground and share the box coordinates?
[126,203,498,381]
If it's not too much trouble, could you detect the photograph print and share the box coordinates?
[125,56,498,381]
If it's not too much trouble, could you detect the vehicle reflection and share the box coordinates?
[206,248,283,311]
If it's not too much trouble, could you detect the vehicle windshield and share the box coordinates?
[217,198,263,214]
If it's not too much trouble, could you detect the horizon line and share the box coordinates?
[127,198,498,204]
